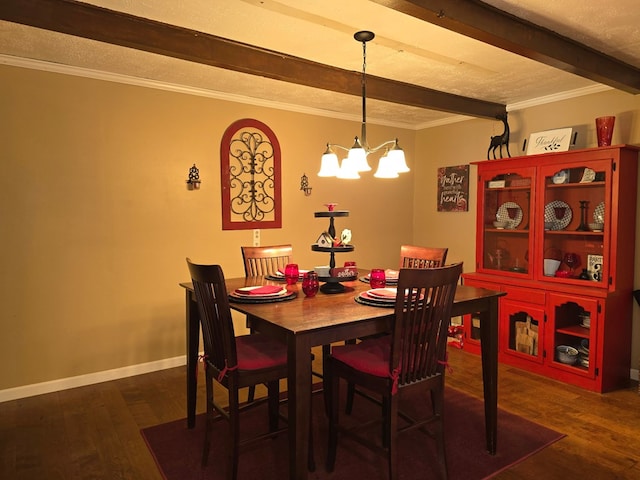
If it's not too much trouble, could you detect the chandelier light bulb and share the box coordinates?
[318,145,341,177]
[374,153,400,178]
[336,157,361,179]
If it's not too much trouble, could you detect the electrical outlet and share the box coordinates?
[253,229,260,246]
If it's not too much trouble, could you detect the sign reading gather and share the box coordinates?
[437,164,469,212]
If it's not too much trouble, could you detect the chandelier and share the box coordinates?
[318,31,409,179]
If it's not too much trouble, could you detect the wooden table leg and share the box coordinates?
[479,296,499,455]
[288,335,312,480]
[185,290,200,429]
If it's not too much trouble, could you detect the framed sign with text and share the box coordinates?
[526,128,575,155]
[437,164,469,212]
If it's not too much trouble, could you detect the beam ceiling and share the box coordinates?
[372,0,640,94]
[0,0,505,119]
[2,0,639,124]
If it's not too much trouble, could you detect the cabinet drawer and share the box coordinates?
[502,286,545,305]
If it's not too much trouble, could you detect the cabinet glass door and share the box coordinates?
[478,169,535,277]
[547,293,597,378]
[500,300,545,364]
[539,160,610,286]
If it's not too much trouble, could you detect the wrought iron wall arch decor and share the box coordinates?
[220,118,282,230]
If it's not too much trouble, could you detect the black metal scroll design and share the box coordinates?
[227,130,276,222]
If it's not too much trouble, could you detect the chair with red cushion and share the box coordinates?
[344,245,450,414]
[325,263,463,480]
[241,245,294,402]
[241,245,325,404]
[186,258,314,479]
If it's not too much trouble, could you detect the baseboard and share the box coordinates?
[0,355,187,403]
[3,357,637,403]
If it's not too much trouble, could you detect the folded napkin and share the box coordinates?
[368,288,397,299]
[236,285,284,295]
[384,269,399,279]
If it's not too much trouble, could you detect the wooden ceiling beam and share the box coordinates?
[0,0,505,119]
[372,0,640,94]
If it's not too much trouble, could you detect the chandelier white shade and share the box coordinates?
[318,31,409,179]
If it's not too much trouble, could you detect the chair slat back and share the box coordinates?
[186,259,236,375]
[391,263,462,386]
[241,244,293,277]
[400,245,448,269]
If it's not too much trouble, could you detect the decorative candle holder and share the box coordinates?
[576,200,589,231]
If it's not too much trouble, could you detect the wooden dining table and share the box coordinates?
[180,272,505,480]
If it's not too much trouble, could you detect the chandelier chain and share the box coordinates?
[360,37,368,147]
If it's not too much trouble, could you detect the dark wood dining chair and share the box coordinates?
[344,244,450,413]
[241,244,325,404]
[241,244,293,402]
[241,244,293,277]
[325,263,463,480]
[186,258,314,478]
[400,244,448,269]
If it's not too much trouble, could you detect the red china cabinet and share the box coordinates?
[462,145,639,392]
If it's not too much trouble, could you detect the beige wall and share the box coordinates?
[2,63,640,394]
[414,88,640,372]
[0,65,414,391]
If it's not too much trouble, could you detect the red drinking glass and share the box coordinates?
[284,263,299,285]
[302,271,320,297]
[369,269,386,289]
[563,253,580,276]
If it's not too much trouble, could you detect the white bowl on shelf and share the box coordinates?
[493,220,509,229]
[556,345,579,365]
[589,222,604,232]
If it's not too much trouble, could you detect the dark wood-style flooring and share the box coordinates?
[2,347,639,479]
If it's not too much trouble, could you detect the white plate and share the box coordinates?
[496,202,523,229]
[544,200,572,230]
[593,202,605,223]
[552,170,568,184]
[580,168,596,183]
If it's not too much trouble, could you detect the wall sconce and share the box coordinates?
[300,173,312,196]
[186,164,201,190]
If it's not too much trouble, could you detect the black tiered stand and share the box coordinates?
[311,210,355,294]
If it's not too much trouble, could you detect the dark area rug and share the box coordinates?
[142,385,564,480]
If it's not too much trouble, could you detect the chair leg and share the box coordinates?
[325,363,340,472]
[267,381,279,432]
[308,354,319,471]
[321,344,331,416]
[387,394,400,480]
[343,340,357,415]
[382,395,390,448]
[201,372,214,467]
[432,386,449,480]
[308,404,316,472]
[247,385,256,403]
[229,387,241,480]
[345,381,356,415]
[246,316,257,403]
